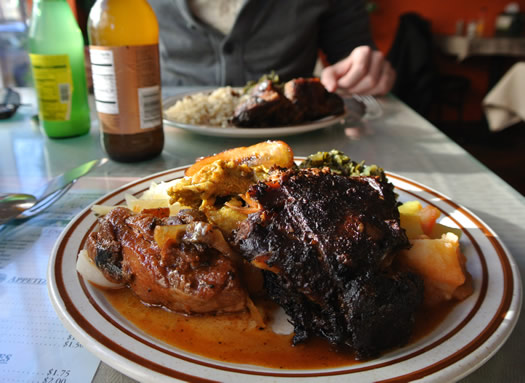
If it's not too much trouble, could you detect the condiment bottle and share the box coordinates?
[476,7,487,37]
[88,0,164,162]
[28,0,91,138]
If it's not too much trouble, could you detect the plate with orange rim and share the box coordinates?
[47,164,522,383]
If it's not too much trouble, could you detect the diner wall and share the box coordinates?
[369,0,520,121]
[370,0,512,50]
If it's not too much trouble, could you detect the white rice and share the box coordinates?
[164,86,244,128]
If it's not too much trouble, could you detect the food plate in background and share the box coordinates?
[48,165,522,383]
[162,90,365,138]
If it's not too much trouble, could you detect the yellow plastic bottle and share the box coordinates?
[88,0,164,162]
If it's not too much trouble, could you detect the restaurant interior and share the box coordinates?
[2,0,524,193]
[1,1,524,383]
[368,0,525,195]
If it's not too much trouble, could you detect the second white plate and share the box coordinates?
[162,90,364,138]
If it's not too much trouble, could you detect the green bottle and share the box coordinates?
[28,0,91,138]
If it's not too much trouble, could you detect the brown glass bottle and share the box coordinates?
[88,0,164,162]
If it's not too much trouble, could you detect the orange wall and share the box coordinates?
[370,0,522,121]
[370,0,514,53]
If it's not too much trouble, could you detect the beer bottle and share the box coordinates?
[88,0,164,162]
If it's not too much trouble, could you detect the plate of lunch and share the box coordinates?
[48,141,521,382]
[162,76,364,138]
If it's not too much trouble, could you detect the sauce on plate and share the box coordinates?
[103,289,456,369]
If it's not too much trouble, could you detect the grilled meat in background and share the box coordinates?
[284,77,345,120]
[231,78,344,127]
[86,207,248,315]
[235,168,424,359]
[231,80,302,127]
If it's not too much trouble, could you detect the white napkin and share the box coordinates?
[482,62,525,131]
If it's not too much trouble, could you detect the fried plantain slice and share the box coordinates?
[185,140,294,176]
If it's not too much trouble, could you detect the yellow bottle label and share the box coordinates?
[29,54,73,121]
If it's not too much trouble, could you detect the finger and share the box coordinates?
[320,66,338,92]
[321,46,372,92]
[320,54,354,92]
[343,50,385,94]
[362,61,396,96]
[334,46,373,90]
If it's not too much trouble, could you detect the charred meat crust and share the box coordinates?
[235,168,423,358]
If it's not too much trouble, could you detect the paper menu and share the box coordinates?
[0,187,116,383]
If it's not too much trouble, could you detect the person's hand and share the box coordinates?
[321,46,396,96]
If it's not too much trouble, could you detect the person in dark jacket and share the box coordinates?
[150,0,396,96]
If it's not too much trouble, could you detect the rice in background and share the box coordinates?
[165,87,244,127]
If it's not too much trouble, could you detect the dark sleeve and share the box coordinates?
[319,0,376,65]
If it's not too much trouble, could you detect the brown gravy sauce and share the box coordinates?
[103,289,457,369]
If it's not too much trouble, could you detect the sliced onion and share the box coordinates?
[76,250,124,289]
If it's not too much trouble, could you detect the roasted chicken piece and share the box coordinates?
[85,207,248,315]
[235,168,424,358]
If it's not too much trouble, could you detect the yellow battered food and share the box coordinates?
[167,159,268,236]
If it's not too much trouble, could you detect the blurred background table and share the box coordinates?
[0,87,524,383]
[435,35,525,61]
[434,35,525,93]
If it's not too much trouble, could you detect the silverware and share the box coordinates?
[336,91,384,122]
[0,158,108,225]
[352,95,383,120]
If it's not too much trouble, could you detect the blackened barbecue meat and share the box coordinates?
[284,77,345,120]
[231,77,344,127]
[231,80,303,127]
[235,168,423,358]
[86,207,248,315]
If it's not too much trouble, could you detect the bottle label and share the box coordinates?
[89,45,162,135]
[29,54,73,121]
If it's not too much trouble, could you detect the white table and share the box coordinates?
[1,88,524,382]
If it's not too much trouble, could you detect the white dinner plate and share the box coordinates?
[48,164,522,383]
[162,90,364,138]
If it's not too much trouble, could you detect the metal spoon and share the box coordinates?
[0,158,107,226]
[0,194,37,225]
